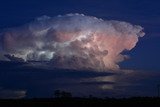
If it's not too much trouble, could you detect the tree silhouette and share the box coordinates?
[54,90,72,98]
[54,90,61,98]
[61,91,72,98]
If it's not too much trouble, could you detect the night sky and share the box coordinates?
[0,0,160,98]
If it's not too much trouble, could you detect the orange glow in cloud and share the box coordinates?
[0,13,145,71]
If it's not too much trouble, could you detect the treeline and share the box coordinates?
[0,90,160,107]
[0,97,160,107]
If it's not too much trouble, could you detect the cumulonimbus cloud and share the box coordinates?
[0,13,145,71]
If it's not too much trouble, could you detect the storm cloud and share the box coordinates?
[0,13,145,71]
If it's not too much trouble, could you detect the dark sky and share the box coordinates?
[0,0,160,98]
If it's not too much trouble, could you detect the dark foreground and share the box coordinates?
[0,97,160,107]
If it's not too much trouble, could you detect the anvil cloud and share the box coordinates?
[0,13,145,71]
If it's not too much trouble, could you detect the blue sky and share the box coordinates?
[0,0,160,98]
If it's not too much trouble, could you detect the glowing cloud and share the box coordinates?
[0,13,145,71]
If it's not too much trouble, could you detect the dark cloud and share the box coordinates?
[0,62,160,98]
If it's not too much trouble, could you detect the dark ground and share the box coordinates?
[0,97,160,107]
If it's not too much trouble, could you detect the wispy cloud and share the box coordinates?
[0,88,26,99]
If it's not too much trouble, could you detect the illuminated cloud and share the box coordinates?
[0,13,145,71]
[0,88,26,99]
